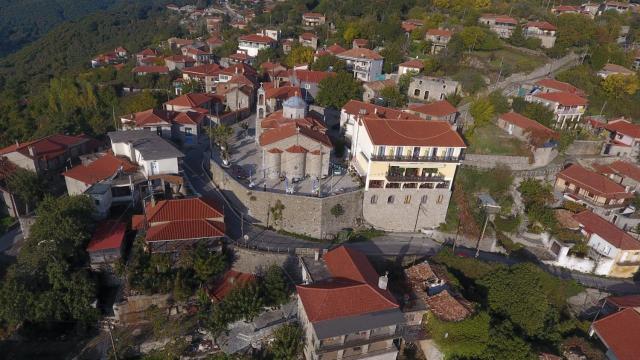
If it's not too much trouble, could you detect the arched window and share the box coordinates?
[421,195,428,204]
[370,195,378,204]
[258,93,264,105]
[258,108,264,119]
[387,195,395,204]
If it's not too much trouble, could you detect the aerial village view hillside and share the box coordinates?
[0,0,640,359]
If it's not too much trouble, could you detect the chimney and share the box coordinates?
[374,108,378,115]
[378,271,389,290]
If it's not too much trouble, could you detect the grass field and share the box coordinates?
[466,123,532,157]
[472,47,547,79]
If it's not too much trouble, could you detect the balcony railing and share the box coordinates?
[386,174,445,182]
[317,327,402,353]
[371,154,463,163]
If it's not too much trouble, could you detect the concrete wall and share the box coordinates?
[362,188,451,231]
[463,154,531,170]
[65,176,90,196]
[566,140,603,156]
[211,159,363,239]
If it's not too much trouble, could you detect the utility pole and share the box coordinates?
[107,322,118,360]
[476,211,489,258]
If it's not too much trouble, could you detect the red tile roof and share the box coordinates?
[526,21,557,31]
[165,55,196,63]
[325,43,346,55]
[606,295,640,309]
[0,134,93,160]
[300,32,317,40]
[592,308,640,360]
[480,13,517,24]
[63,153,137,186]
[208,270,256,302]
[303,12,324,19]
[264,85,301,100]
[87,220,126,252]
[573,211,640,250]
[604,119,640,139]
[602,63,634,75]
[133,66,169,74]
[0,157,17,182]
[122,108,175,127]
[499,112,559,139]
[239,34,275,44]
[287,69,335,83]
[286,145,308,153]
[408,100,458,117]
[296,246,398,322]
[259,120,332,148]
[138,48,156,57]
[138,197,224,228]
[337,47,383,60]
[534,92,588,106]
[426,290,472,322]
[553,5,579,12]
[182,64,223,76]
[426,28,453,37]
[146,219,225,242]
[342,100,422,120]
[166,93,218,108]
[558,164,633,200]
[362,118,466,147]
[535,78,584,96]
[353,38,368,47]
[399,59,425,69]
[173,111,205,125]
[596,161,640,183]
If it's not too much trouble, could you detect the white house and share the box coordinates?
[525,91,588,129]
[237,34,276,57]
[336,48,384,82]
[108,130,184,178]
[524,21,557,48]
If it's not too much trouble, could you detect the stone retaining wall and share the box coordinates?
[566,140,603,156]
[210,159,363,239]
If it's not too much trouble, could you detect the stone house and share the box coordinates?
[302,12,325,27]
[405,100,459,127]
[524,21,557,48]
[398,59,424,76]
[425,29,453,54]
[407,76,460,102]
[362,79,397,104]
[350,116,466,231]
[181,64,224,93]
[478,14,518,38]
[496,112,559,167]
[299,32,318,50]
[164,55,196,71]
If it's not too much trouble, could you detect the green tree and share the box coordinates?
[379,86,407,108]
[602,74,640,95]
[263,265,289,306]
[488,90,510,114]
[512,97,555,128]
[427,312,490,358]
[193,247,227,283]
[182,79,203,94]
[316,71,363,109]
[255,47,281,67]
[470,97,495,128]
[270,323,303,360]
[7,168,46,214]
[380,40,404,74]
[311,54,346,72]
[173,271,192,302]
[285,45,314,67]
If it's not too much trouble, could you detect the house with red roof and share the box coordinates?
[314,43,347,61]
[0,134,99,177]
[136,48,157,65]
[181,46,213,64]
[340,100,423,141]
[406,100,459,126]
[352,38,369,49]
[573,210,640,278]
[478,14,518,38]
[362,79,398,104]
[87,220,127,268]
[350,110,466,231]
[524,21,557,48]
[590,308,640,360]
[257,95,332,180]
[604,294,640,312]
[208,270,256,302]
[526,90,588,130]
[121,109,177,139]
[425,28,453,54]
[497,111,559,148]
[164,93,223,115]
[181,63,224,93]
[398,59,424,76]
[597,63,635,79]
[164,55,196,71]
[596,160,640,193]
[237,34,276,57]
[298,32,318,50]
[551,5,580,15]
[297,246,404,360]
[599,118,640,160]
[401,19,424,33]
[132,197,225,253]
[0,157,19,217]
[336,48,384,82]
[534,78,586,97]
[281,69,335,100]
[301,12,325,27]
[555,164,634,221]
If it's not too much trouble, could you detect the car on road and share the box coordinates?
[230,165,248,180]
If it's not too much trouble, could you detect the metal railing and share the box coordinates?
[385,173,445,182]
[317,327,402,353]
[371,154,463,163]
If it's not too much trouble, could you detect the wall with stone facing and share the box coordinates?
[210,159,363,239]
[463,154,531,170]
[362,188,451,232]
[566,140,603,156]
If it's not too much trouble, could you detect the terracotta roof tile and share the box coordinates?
[239,34,275,43]
[287,69,335,83]
[526,21,557,31]
[606,295,640,309]
[122,108,176,127]
[182,63,223,76]
[0,134,93,160]
[426,28,453,37]
[604,119,640,139]
[499,112,559,139]
[303,12,324,19]
[596,161,640,183]
[286,145,308,153]
[264,85,301,99]
[342,100,422,120]
[63,153,137,186]
[173,111,205,125]
[208,270,256,302]
[592,308,640,360]
[296,246,398,322]
[558,164,633,199]
[573,211,640,250]
[535,78,584,96]
[409,100,458,117]
[166,93,218,108]
[87,220,126,252]
[399,59,425,69]
[259,120,332,148]
[426,290,472,322]
[325,43,346,55]
[143,197,224,225]
[534,91,588,106]
[146,219,225,242]
[337,47,383,60]
[362,118,466,147]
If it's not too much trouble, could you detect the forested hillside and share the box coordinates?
[0,0,122,57]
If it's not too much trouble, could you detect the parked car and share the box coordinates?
[230,165,248,180]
